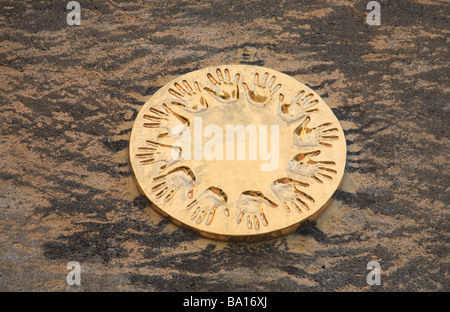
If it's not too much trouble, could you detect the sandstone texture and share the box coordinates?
[0,0,448,291]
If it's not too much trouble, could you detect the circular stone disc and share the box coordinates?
[129,65,346,241]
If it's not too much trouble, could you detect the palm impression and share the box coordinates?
[242,72,282,107]
[271,177,315,213]
[151,166,196,202]
[289,150,337,183]
[278,89,319,123]
[169,80,208,113]
[136,140,182,172]
[236,190,278,230]
[186,186,229,226]
[204,68,240,103]
[293,116,339,147]
[142,103,190,138]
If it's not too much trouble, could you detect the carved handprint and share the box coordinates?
[143,103,190,138]
[169,80,208,113]
[289,150,336,183]
[186,186,229,225]
[203,68,240,103]
[151,166,196,202]
[136,140,182,172]
[242,72,282,107]
[271,178,315,213]
[278,90,319,123]
[236,190,278,230]
[294,116,339,147]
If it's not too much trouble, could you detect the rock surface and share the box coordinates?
[0,0,448,291]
